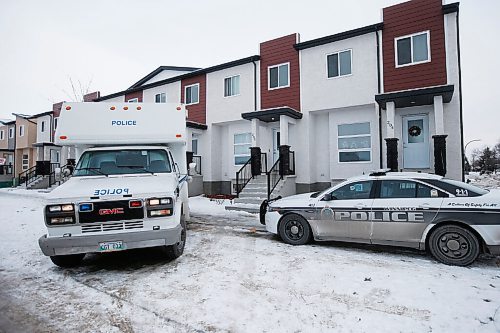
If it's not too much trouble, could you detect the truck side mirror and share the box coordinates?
[189,162,197,174]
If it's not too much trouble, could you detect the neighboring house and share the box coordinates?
[13,114,37,176]
[93,0,463,196]
[0,119,15,187]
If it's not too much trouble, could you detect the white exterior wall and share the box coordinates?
[300,32,379,111]
[143,82,181,104]
[143,70,194,85]
[206,63,256,124]
[36,115,52,143]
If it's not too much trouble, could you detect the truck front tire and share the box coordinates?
[161,214,186,260]
[50,253,85,268]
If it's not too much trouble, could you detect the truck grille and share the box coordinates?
[81,221,144,234]
[78,200,144,223]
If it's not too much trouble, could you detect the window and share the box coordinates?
[395,31,430,67]
[191,135,198,155]
[184,84,199,105]
[41,121,45,133]
[327,50,352,78]
[234,133,251,165]
[19,125,25,137]
[337,122,371,162]
[155,93,166,103]
[127,98,139,103]
[8,127,14,138]
[380,180,446,198]
[54,118,58,130]
[0,130,4,140]
[329,181,373,200]
[268,63,289,89]
[422,179,488,197]
[224,75,240,97]
[22,154,29,170]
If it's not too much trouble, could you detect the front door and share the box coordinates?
[272,129,280,164]
[402,114,430,169]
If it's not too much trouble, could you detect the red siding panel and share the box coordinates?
[181,74,206,124]
[382,0,447,92]
[260,34,301,111]
[125,91,143,102]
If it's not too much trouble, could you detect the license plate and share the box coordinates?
[99,241,124,252]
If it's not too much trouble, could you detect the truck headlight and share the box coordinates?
[45,204,76,225]
[146,197,173,217]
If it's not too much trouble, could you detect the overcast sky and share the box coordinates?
[1,0,499,154]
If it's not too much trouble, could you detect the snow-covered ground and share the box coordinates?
[1,189,500,332]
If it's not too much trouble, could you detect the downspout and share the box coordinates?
[456,9,465,181]
[252,59,257,111]
[376,29,383,169]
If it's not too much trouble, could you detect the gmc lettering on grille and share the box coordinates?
[98,208,125,215]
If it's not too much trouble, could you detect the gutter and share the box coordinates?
[376,29,383,169]
[455,8,465,181]
[252,59,257,111]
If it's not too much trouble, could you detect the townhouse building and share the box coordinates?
[92,0,463,198]
[0,120,15,187]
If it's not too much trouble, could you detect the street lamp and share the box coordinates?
[464,139,481,174]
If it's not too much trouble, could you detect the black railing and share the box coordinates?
[266,158,281,200]
[192,155,202,175]
[18,165,37,186]
[235,158,252,196]
[0,165,13,175]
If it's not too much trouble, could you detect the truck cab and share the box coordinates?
[38,102,191,267]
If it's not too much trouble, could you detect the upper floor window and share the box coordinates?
[327,50,352,78]
[41,121,45,133]
[395,31,430,67]
[155,93,166,103]
[19,125,25,137]
[338,122,371,163]
[224,75,240,97]
[8,128,14,138]
[127,98,139,103]
[268,63,289,90]
[185,84,199,105]
[0,130,4,140]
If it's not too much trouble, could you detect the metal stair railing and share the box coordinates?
[18,165,37,187]
[235,158,252,196]
[266,158,281,200]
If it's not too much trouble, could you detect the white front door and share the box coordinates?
[402,114,430,169]
[272,128,280,164]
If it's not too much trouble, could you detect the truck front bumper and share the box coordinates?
[38,225,182,256]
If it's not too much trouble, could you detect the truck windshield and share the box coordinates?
[73,149,172,176]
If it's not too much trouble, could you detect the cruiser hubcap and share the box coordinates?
[285,220,304,240]
[438,233,469,259]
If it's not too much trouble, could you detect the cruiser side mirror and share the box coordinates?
[189,162,197,174]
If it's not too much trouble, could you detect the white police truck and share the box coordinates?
[38,102,193,267]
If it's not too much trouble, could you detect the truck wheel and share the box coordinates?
[161,215,186,260]
[428,225,480,266]
[50,253,85,268]
[278,214,311,245]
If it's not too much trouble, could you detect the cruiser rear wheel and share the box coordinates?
[50,253,85,268]
[428,225,480,266]
[278,214,311,245]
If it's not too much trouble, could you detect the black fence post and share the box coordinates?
[385,138,399,172]
[250,147,262,177]
[278,145,290,176]
[433,135,447,177]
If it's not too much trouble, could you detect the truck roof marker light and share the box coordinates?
[65,106,71,110]
[60,135,67,140]
[123,106,129,110]
[136,106,142,110]
[176,134,182,138]
[176,106,181,111]
[110,106,116,110]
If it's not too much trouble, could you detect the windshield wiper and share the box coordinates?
[118,165,155,175]
[74,167,109,176]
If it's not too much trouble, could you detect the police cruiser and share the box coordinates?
[38,102,194,267]
[261,171,500,266]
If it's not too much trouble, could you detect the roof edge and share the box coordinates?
[128,66,201,89]
[443,2,459,14]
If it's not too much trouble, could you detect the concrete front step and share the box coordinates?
[234,197,266,205]
[239,192,267,198]
[225,203,260,214]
